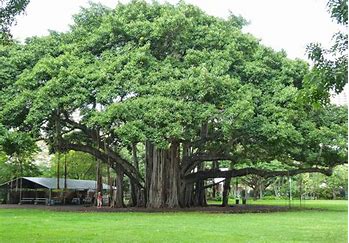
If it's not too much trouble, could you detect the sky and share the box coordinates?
[11,0,341,61]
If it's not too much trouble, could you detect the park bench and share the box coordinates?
[19,198,34,204]
[34,198,48,205]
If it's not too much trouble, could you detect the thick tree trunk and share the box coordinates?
[193,180,207,206]
[112,168,125,208]
[130,183,146,207]
[129,143,140,207]
[212,185,216,199]
[137,187,146,207]
[274,177,280,197]
[96,160,103,194]
[178,181,186,207]
[193,163,207,207]
[146,141,181,208]
[129,183,137,207]
[166,141,180,208]
[259,183,263,199]
[253,187,259,200]
[145,141,153,206]
[179,142,192,207]
[181,182,194,207]
[212,161,218,198]
[222,177,231,207]
[147,144,165,208]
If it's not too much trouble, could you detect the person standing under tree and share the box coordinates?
[97,192,103,208]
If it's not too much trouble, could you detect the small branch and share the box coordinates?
[203,179,226,189]
[61,141,145,188]
[182,153,236,174]
[185,167,333,183]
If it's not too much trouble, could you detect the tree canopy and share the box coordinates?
[0,1,347,208]
[0,0,30,43]
[305,0,348,103]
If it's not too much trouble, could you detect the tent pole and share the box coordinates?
[105,137,112,206]
[49,189,52,206]
[288,171,292,208]
[19,178,23,204]
[55,107,61,190]
[57,152,60,190]
[64,153,67,205]
[64,153,67,189]
[299,175,303,208]
[7,188,10,204]
[10,179,13,203]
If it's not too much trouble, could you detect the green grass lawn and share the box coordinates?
[209,198,348,211]
[249,199,348,211]
[0,200,347,243]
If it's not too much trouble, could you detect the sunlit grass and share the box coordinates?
[208,198,348,211]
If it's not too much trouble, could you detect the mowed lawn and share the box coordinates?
[0,200,347,243]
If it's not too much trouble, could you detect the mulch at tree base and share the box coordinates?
[0,204,308,214]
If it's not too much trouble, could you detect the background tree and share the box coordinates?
[304,0,348,103]
[0,124,40,183]
[0,0,30,43]
[44,151,105,180]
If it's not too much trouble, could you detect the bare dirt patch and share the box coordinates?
[0,203,296,214]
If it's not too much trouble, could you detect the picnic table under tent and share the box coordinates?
[0,177,109,205]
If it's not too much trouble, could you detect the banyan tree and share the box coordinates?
[0,1,347,208]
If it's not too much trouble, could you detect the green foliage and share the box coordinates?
[0,157,41,184]
[0,0,346,187]
[302,165,348,199]
[257,165,348,200]
[0,0,30,43]
[0,123,39,184]
[0,129,37,157]
[304,0,348,102]
[328,0,348,25]
[44,151,102,180]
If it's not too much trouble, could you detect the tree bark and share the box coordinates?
[130,143,140,207]
[165,141,180,208]
[112,168,125,208]
[222,177,231,207]
[96,159,103,194]
[212,161,218,198]
[193,163,207,206]
[182,182,194,207]
[253,187,259,200]
[193,180,207,206]
[145,141,181,208]
[179,142,191,207]
[259,183,263,199]
[145,141,153,205]
[147,144,165,208]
